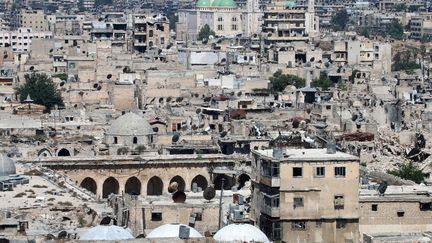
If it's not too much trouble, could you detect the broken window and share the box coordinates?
[151,212,162,221]
[334,167,346,177]
[315,167,325,177]
[334,195,344,209]
[336,219,346,229]
[293,197,304,208]
[326,105,331,110]
[293,167,302,177]
[291,221,306,230]
[372,204,378,211]
[420,202,432,211]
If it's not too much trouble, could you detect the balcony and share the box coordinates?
[260,160,280,187]
[261,193,280,218]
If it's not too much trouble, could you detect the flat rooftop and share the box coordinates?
[253,148,359,162]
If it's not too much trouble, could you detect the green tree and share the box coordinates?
[270,70,305,92]
[393,3,406,12]
[358,27,370,38]
[385,19,404,40]
[331,9,349,31]
[198,24,216,41]
[167,14,178,31]
[95,0,112,6]
[15,73,64,110]
[388,162,425,184]
[312,71,333,90]
[78,0,86,11]
[408,5,419,12]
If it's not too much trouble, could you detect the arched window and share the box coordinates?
[80,177,97,194]
[133,137,138,144]
[125,177,141,195]
[102,177,119,198]
[147,176,163,195]
[149,30,153,37]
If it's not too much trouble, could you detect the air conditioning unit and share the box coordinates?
[233,210,244,220]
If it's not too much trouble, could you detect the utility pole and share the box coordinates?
[218,178,225,230]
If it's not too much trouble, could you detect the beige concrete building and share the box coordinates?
[251,148,360,243]
[410,13,432,40]
[20,10,49,32]
[360,185,432,238]
[262,0,319,47]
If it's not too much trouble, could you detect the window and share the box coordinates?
[218,17,223,22]
[217,25,223,31]
[335,167,346,177]
[149,30,153,37]
[336,219,346,229]
[113,137,118,144]
[293,167,302,177]
[293,197,304,208]
[315,167,325,177]
[397,211,405,217]
[133,137,138,144]
[334,195,344,209]
[232,17,237,22]
[151,212,162,221]
[232,25,237,30]
[291,221,306,230]
[372,204,378,211]
[420,202,432,211]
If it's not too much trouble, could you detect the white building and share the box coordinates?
[0,28,53,52]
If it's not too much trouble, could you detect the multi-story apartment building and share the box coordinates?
[410,13,432,40]
[0,28,53,52]
[262,0,319,47]
[378,0,425,10]
[83,0,95,10]
[20,10,49,32]
[251,147,360,243]
[132,14,169,53]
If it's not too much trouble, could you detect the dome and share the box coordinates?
[285,0,297,7]
[0,154,16,177]
[80,225,134,241]
[196,0,211,7]
[146,224,203,239]
[107,112,153,136]
[213,224,270,243]
[213,0,236,7]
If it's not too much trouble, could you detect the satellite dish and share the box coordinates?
[220,131,227,138]
[196,108,201,114]
[172,191,186,203]
[168,181,179,193]
[172,133,180,143]
[209,35,214,40]
[203,187,216,201]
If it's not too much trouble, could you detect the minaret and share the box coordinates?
[305,0,318,37]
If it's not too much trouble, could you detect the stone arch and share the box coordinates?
[213,174,234,190]
[38,148,52,157]
[237,173,251,190]
[191,175,208,191]
[168,175,186,192]
[80,177,97,194]
[147,176,163,196]
[57,148,70,156]
[102,177,119,198]
[125,176,141,195]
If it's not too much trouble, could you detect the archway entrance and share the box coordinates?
[147,176,163,195]
[191,175,208,192]
[58,148,70,156]
[168,175,186,192]
[125,176,141,195]
[214,174,233,190]
[102,177,119,198]
[237,174,251,190]
[80,177,97,194]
